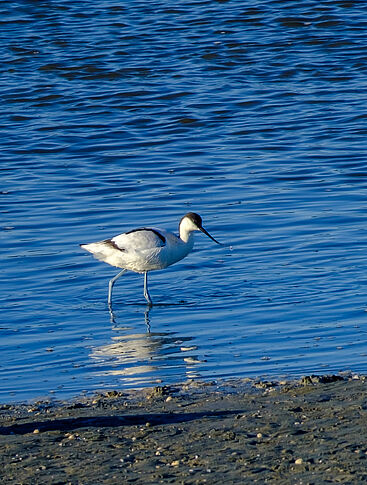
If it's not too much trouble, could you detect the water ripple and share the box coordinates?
[1,0,367,401]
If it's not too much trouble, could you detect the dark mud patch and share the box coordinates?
[1,375,367,484]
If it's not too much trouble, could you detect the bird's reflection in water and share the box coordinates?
[109,304,151,330]
[91,305,203,385]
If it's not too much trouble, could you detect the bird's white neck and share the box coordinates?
[179,217,197,243]
[179,228,194,244]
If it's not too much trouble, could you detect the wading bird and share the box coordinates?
[80,212,221,307]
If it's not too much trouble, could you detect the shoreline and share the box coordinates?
[1,375,367,483]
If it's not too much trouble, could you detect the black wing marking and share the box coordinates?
[125,228,166,245]
[103,239,126,251]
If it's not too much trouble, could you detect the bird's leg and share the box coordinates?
[143,272,153,306]
[108,269,127,306]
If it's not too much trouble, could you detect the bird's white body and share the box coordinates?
[81,227,194,273]
[80,212,220,306]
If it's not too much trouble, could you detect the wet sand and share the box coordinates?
[1,375,367,484]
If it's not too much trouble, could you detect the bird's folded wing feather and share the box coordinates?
[111,228,166,252]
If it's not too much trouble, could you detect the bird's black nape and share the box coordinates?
[181,212,202,228]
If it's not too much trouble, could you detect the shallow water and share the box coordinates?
[1,1,367,402]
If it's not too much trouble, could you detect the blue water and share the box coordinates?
[1,1,367,402]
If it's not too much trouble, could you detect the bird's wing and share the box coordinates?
[111,228,166,252]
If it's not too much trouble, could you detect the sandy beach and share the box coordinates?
[1,375,367,484]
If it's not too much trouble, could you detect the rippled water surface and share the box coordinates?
[2,1,367,402]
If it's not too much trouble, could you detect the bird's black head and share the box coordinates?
[179,212,221,245]
[183,212,203,229]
